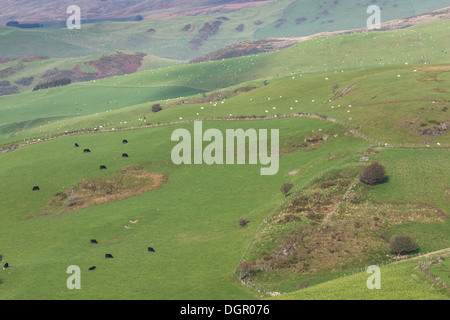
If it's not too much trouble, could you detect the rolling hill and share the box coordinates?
[254,0,450,38]
[0,0,276,25]
[0,51,181,96]
[271,256,449,300]
[1,1,450,61]
[0,15,449,301]
[1,19,449,146]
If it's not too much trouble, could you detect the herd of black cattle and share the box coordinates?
[87,239,156,271]
[0,139,157,271]
[2,242,157,271]
[32,139,129,191]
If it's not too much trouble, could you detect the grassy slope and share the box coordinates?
[376,149,450,254]
[0,0,292,60]
[430,257,450,285]
[0,118,368,299]
[272,259,448,300]
[1,20,449,146]
[255,0,450,38]
[0,20,449,300]
[2,64,448,146]
[0,52,181,95]
[246,146,449,294]
[2,0,449,61]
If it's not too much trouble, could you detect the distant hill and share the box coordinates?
[0,52,180,96]
[0,18,449,300]
[254,0,450,38]
[2,1,450,61]
[0,0,273,25]
[191,6,450,63]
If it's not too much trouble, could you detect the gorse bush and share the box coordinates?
[359,161,386,186]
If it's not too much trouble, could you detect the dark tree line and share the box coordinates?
[33,78,72,91]
[0,81,10,88]
[6,21,43,28]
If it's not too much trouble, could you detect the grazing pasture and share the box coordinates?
[0,118,368,299]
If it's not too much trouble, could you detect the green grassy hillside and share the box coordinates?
[1,20,449,146]
[0,0,292,60]
[255,0,450,38]
[240,146,449,294]
[272,259,449,300]
[0,117,369,299]
[0,18,449,300]
[1,0,449,61]
[0,51,180,96]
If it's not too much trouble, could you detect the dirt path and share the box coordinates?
[401,247,450,262]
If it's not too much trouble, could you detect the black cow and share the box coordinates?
[122,153,129,158]
[105,254,113,259]
[122,139,128,144]
[3,263,9,269]
[148,247,155,253]
[32,186,40,191]
[83,149,91,153]
[75,143,80,147]
[100,165,107,170]
[90,239,98,244]
[89,266,96,271]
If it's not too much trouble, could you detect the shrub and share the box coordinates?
[237,217,249,227]
[235,24,244,32]
[152,104,162,113]
[359,161,386,186]
[0,81,10,87]
[389,235,418,256]
[280,183,294,197]
[236,261,256,280]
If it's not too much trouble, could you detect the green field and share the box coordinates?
[0,117,371,299]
